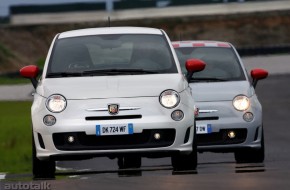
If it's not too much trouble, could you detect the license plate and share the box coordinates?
[96,123,134,136]
[196,124,212,134]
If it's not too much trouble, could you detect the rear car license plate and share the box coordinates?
[96,123,133,136]
[196,124,212,134]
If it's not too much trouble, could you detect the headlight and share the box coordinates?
[233,95,250,111]
[46,94,67,113]
[160,90,180,108]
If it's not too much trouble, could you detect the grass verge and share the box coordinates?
[0,101,32,173]
[0,77,30,85]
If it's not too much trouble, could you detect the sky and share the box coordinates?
[0,0,118,16]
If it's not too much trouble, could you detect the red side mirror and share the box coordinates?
[251,68,268,80]
[185,59,206,81]
[250,68,268,88]
[20,65,39,78]
[185,59,206,73]
[20,65,39,89]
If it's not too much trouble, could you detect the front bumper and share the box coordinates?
[32,94,195,160]
[195,99,263,152]
[196,125,263,152]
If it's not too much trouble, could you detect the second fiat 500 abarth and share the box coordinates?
[173,41,268,163]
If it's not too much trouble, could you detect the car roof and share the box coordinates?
[172,41,232,48]
[58,27,163,39]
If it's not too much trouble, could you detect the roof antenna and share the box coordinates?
[108,16,111,27]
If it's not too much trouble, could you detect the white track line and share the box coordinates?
[0,173,6,180]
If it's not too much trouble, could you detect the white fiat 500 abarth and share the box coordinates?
[173,41,268,163]
[20,27,205,178]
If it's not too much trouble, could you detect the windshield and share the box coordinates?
[175,47,246,82]
[47,34,177,77]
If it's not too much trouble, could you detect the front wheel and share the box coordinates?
[234,130,265,163]
[32,135,55,179]
[172,127,198,171]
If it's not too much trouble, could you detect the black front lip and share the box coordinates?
[49,150,181,161]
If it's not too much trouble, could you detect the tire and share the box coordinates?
[235,129,265,163]
[172,126,198,171]
[32,134,55,179]
[118,156,142,169]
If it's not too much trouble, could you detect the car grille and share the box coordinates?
[85,115,142,120]
[53,129,175,151]
[197,129,247,146]
[196,116,219,121]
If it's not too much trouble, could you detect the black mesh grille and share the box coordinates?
[53,129,176,151]
[197,129,247,146]
[38,133,45,149]
[196,117,219,121]
[184,127,191,143]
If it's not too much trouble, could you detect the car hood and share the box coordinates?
[37,74,187,99]
[189,81,254,102]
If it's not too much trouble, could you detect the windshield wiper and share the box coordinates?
[47,72,83,78]
[82,69,159,75]
[189,77,229,82]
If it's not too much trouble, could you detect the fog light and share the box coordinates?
[67,136,75,143]
[243,112,254,122]
[43,115,56,126]
[228,131,236,139]
[154,133,161,140]
[171,110,184,121]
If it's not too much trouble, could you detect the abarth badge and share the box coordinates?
[108,104,119,115]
